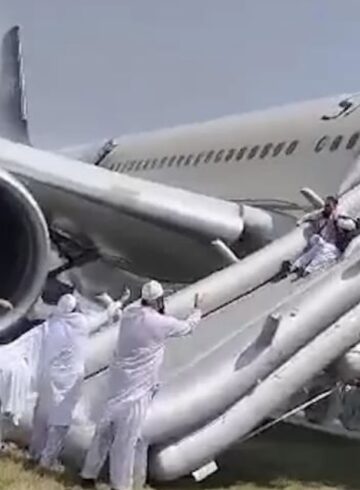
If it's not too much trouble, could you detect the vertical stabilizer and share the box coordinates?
[0,26,29,143]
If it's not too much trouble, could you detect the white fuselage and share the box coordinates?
[100,94,360,218]
[2,92,360,284]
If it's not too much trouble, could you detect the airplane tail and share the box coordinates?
[0,26,29,144]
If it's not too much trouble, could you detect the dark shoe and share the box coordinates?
[80,478,96,488]
[281,260,291,273]
[292,267,309,279]
[272,260,291,282]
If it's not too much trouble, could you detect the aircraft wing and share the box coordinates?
[1,137,252,282]
[0,25,271,290]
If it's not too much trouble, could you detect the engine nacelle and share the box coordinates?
[0,168,49,341]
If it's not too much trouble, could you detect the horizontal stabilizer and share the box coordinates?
[0,26,29,143]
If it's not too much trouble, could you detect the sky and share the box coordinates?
[0,0,360,148]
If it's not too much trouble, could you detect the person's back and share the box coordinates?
[108,303,187,407]
[40,292,120,386]
[41,312,88,384]
[81,280,203,490]
[30,292,120,469]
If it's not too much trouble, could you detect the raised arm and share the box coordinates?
[337,215,357,231]
[86,308,116,335]
[297,209,323,226]
[87,288,130,335]
[163,308,202,338]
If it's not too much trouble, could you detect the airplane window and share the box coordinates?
[346,132,360,150]
[168,155,177,167]
[122,161,130,172]
[273,142,285,157]
[142,159,151,170]
[225,149,236,161]
[248,145,260,160]
[159,156,168,168]
[204,151,214,163]
[150,158,158,169]
[314,136,329,153]
[194,153,204,165]
[285,140,298,155]
[236,147,247,161]
[184,154,193,166]
[134,160,143,171]
[177,155,185,166]
[215,150,225,163]
[128,161,136,171]
[111,161,121,171]
[330,135,343,152]
[260,143,272,159]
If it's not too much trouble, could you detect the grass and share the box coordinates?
[0,451,77,490]
[1,424,360,490]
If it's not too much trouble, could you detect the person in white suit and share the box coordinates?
[81,280,203,490]
[29,290,128,470]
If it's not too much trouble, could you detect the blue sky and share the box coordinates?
[1,0,359,147]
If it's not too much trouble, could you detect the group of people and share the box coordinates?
[0,289,124,461]
[0,279,203,490]
[280,195,358,279]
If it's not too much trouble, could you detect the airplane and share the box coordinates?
[4,24,360,482]
[1,24,360,341]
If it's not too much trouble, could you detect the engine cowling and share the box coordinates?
[0,168,49,341]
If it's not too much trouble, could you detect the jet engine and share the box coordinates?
[0,168,49,341]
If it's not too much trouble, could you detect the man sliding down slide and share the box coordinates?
[281,195,358,279]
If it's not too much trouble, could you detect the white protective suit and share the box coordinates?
[0,318,47,445]
[0,348,30,444]
[29,294,117,468]
[81,303,202,490]
[291,209,356,275]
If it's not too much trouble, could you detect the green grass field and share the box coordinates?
[0,425,359,490]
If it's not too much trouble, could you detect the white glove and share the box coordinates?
[108,301,122,322]
[296,215,311,226]
[120,287,131,305]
